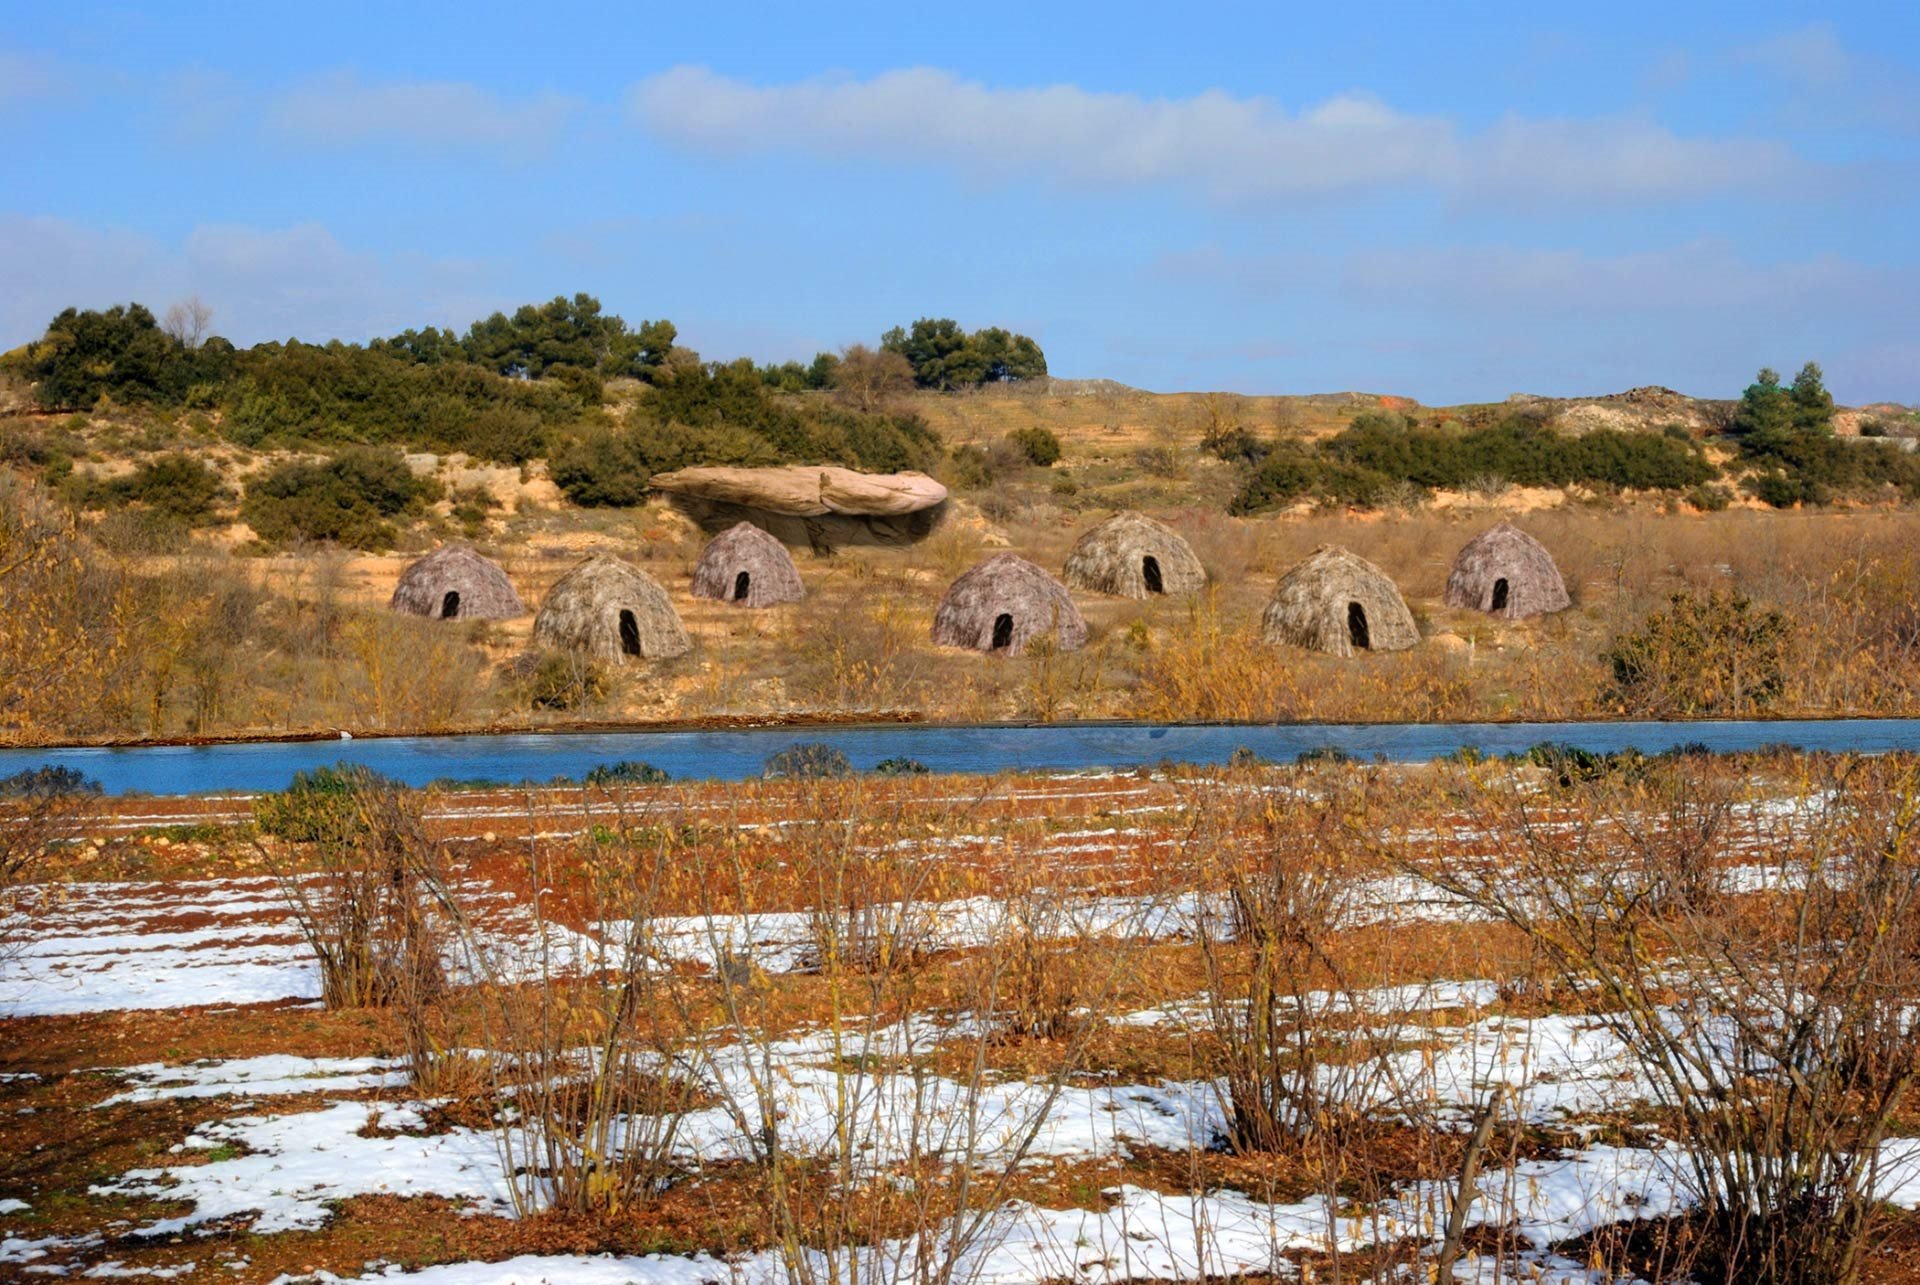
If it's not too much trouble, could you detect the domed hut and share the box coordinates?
[932,553,1088,655]
[389,545,525,621]
[1062,512,1207,599]
[690,522,804,608]
[533,555,690,662]
[1443,522,1570,620]
[1262,545,1419,657]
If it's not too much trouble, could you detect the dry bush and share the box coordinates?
[1137,593,1303,722]
[463,791,702,1217]
[1417,756,1920,1285]
[257,767,449,1012]
[340,612,486,730]
[1181,772,1409,1158]
[791,589,929,713]
[0,472,139,740]
[0,767,96,955]
[678,776,1155,1285]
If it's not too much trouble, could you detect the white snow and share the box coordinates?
[98,1055,409,1107]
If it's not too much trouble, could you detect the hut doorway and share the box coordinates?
[733,571,751,602]
[1490,578,1510,612]
[440,591,461,619]
[990,613,1015,651]
[1141,555,1164,594]
[618,609,642,657]
[1347,602,1371,651]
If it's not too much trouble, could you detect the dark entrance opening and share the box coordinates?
[440,590,461,619]
[990,613,1015,651]
[1347,602,1371,651]
[618,609,642,657]
[733,571,751,602]
[1490,578,1510,612]
[1142,555,1164,594]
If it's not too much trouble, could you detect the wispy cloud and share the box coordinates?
[0,216,504,348]
[1737,23,1920,135]
[1159,238,1913,318]
[628,65,1797,203]
[265,70,582,152]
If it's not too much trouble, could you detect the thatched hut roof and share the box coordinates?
[690,522,804,608]
[1062,512,1207,599]
[389,544,525,620]
[1261,544,1419,657]
[532,555,690,662]
[1443,522,1570,620]
[932,553,1088,655]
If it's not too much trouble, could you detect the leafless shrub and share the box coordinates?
[257,767,448,1012]
[0,767,96,956]
[463,790,701,1218]
[1417,757,1920,1285]
[1183,773,1406,1157]
[681,776,1155,1285]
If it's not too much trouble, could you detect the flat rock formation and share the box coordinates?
[649,466,949,550]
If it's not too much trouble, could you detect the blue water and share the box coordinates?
[2,719,1918,796]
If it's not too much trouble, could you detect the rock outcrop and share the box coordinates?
[647,466,949,550]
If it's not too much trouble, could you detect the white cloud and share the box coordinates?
[0,216,504,349]
[265,71,582,152]
[628,65,1796,203]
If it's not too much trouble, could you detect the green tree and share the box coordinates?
[460,293,676,380]
[21,304,199,409]
[1789,361,1834,434]
[1730,367,1799,453]
[880,318,1046,389]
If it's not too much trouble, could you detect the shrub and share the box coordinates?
[108,454,226,523]
[547,428,652,507]
[1134,444,1183,478]
[457,406,545,464]
[871,756,929,776]
[524,652,607,711]
[0,765,101,798]
[764,741,853,779]
[241,447,438,549]
[1687,482,1733,512]
[583,760,670,786]
[254,763,372,843]
[1006,426,1061,467]
[946,443,996,491]
[1606,590,1791,716]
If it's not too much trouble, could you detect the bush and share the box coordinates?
[548,429,653,507]
[254,763,373,843]
[1006,426,1061,468]
[241,447,438,549]
[0,765,102,798]
[525,652,607,711]
[871,756,929,776]
[583,760,670,786]
[109,454,225,523]
[1517,741,1647,789]
[763,742,853,779]
[946,443,996,491]
[1606,590,1791,716]
[1687,482,1733,512]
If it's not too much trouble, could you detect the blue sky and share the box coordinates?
[4,1,1917,403]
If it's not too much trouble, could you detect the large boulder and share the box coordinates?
[648,466,947,517]
[648,466,949,550]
